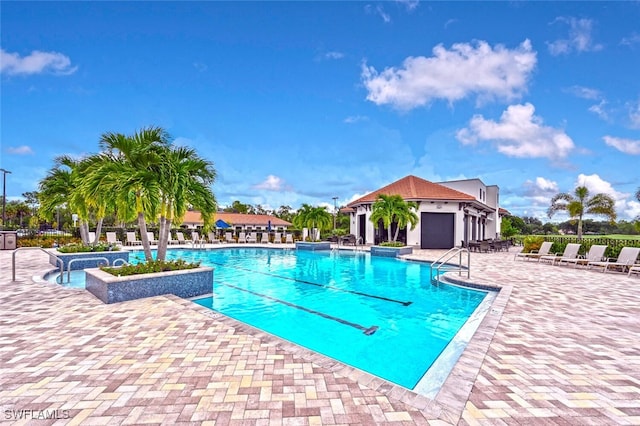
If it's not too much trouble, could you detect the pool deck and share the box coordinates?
[1,245,639,425]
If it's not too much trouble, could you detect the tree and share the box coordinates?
[275,205,294,223]
[369,194,418,243]
[500,216,517,238]
[292,204,333,241]
[547,186,616,239]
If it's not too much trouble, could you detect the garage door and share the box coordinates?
[420,212,454,249]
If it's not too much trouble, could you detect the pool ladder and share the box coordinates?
[60,257,111,284]
[430,247,470,283]
[12,247,64,282]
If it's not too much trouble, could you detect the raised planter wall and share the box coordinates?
[370,245,413,258]
[295,242,331,251]
[85,266,214,304]
[50,250,130,271]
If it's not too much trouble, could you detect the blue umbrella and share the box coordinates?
[267,220,272,232]
[216,219,231,229]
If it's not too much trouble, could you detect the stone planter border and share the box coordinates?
[370,245,413,258]
[295,242,331,251]
[85,266,213,304]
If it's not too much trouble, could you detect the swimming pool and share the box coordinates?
[127,248,489,390]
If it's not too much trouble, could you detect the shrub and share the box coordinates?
[379,241,406,247]
[57,243,120,253]
[522,236,545,253]
[101,259,200,277]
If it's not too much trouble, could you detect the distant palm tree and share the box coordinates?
[369,194,418,243]
[293,204,332,241]
[547,186,616,239]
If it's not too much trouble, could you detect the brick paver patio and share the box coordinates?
[1,246,639,425]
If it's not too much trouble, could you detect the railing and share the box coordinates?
[12,247,64,282]
[430,247,470,282]
[112,258,128,267]
[63,257,110,284]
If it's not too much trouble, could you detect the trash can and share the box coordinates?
[0,231,17,250]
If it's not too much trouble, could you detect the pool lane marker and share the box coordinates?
[221,282,379,335]
[208,261,412,307]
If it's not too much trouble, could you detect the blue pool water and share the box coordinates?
[128,248,488,389]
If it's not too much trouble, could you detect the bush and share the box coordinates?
[522,236,545,253]
[57,242,120,253]
[379,241,406,247]
[101,259,200,277]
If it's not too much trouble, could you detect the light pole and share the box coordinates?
[0,168,11,230]
[332,196,338,233]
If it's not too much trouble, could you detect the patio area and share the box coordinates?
[1,246,639,425]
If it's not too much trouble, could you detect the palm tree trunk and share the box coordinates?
[79,221,89,244]
[388,224,393,242]
[393,222,400,242]
[577,216,583,240]
[157,217,171,261]
[94,218,104,244]
[137,213,153,261]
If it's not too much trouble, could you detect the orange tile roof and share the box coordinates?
[182,211,292,227]
[347,175,475,206]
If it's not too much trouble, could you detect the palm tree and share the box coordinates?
[369,194,419,243]
[293,204,333,241]
[547,186,616,239]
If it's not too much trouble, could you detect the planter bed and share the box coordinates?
[370,245,413,258]
[85,266,214,304]
[50,250,129,271]
[295,242,331,251]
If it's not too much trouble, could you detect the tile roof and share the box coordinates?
[182,211,292,226]
[347,175,475,206]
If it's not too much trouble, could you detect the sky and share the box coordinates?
[1,1,640,222]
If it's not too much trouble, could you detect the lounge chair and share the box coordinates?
[588,247,640,273]
[106,232,121,246]
[273,232,282,244]
[514,241,553,261]
[207,231,220,244]
[285,233,294,244]
[629,265,640,277]
[224,232,235,243]
[540,243,581,265]
[238,232,247,243]
[260,232,269,243]
[88,231,97,244]
[126,232,142,246]
[192,231,205,248]
[341,234,356,246]
[246,232,258,243]
[175,231,188,245]
[559,244,607,268]
[146,231,158,245]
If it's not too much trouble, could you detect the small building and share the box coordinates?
[181,211,292,233]
[345,175,501,249]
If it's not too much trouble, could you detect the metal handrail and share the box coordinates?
[112,258,128,266]
[12,247,64,282]
[65,257,110,283]
[430,247,470,282]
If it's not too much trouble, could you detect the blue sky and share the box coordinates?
[2,1,639,222]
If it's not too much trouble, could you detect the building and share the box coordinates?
[344,175,501,249]
[181,211,292,233]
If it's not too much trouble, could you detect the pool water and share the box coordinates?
[129,248,489,390]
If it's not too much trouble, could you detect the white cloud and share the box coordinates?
[362,39,536,110]
[365,4,391,23]
[566,85,601,100]
[534,177,559,192]
[621,32,640,47]
[396,0,419,11]
[603,136,640,155]
[1,48,77,76]
[575,174,631,216]
[588,100,609,121]
[456,103,575,159]
[6,145,34,155]
[324,51,345,60]
[253,175,288,191]
[629,99,640,128]
[547,17,603,56]
[625,200,640,219]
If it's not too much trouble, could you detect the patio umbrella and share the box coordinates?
[267,220,272,232]
[216,219,231,229]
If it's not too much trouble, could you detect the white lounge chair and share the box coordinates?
[208,231,220,244]
[88,231,97,244]
[192,231,205,248]
[260,232,269,243]
[559,244,607,268]
[238,232,247,243]
[629,265,640,277]
[146,231,158,245]
[126,232,142,246]
[175,231,188,245]
[540,243,581,265]
[246,232,257,243]
[588,247,640,273]
[273,232,282,244]
[224,232,235,243]
[106,232,121,246]
[285,233,294,244]
[514,241,553,261]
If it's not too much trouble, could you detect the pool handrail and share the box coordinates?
[65,257,110,283]
[12,247,64,282]
[431,247,470,281]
